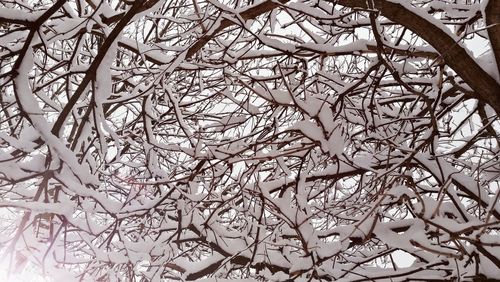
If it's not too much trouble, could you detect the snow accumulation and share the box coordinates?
[0,0,499,281]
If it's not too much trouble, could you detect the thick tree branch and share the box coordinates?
[485,0,500,77]
[186,0,290,58]
[337,0,500,113]
[51,0,159,137]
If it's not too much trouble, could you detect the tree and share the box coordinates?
[0,0,499,280]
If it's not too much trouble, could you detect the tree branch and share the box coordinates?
[337,0,500,113]
[485,0,500,78]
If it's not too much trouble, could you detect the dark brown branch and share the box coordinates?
[51,0,159,137]
[486,0,500,77]
[186,0,290,59]
[337,0,500,113]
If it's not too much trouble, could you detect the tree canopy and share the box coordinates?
[0,0,499,281]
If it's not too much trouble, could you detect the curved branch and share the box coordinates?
[485,0,500,77]
[51,0,159,137]
[186,0,290,59]
[337,0,500,113]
